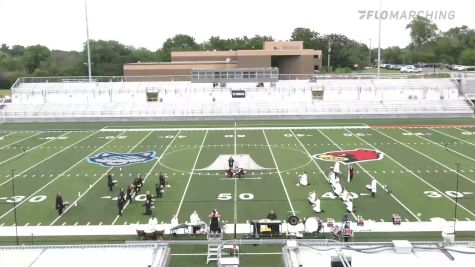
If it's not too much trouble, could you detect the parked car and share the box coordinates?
[453,65,467,71]
[400,65,422,73]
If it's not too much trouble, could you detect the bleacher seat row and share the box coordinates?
[2,78,473,121]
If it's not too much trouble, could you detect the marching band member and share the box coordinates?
[313,197,323,213]
[148,215,158,227]
[297,171,309,186]
[308,191,317,205]
[190,210,202,234]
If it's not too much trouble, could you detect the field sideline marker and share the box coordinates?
[262,129,295,216]
[373,128,475,185]
[175,130,208,217]
[318,129,421,222]
[347,128,475,218]
[111,130,182,225]
[52,131,155,226]
[0,130,125,221]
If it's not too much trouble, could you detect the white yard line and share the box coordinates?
[0,132,16,142]
[0,132,70,166]
[175,130,208,217]
[262,129,295,216]
[455,127,474,133]
[111,130,182,225]
[290,129,357,220]
[0,132,42,149]
[0,131,100,188]
[373,128,475,185]
[52,131,155,226]
[401,128,475,164]
[234,121,237,155]
[234,125,238,224]
[347,128,475,218]
[429,128,475,147]
[317,129,421,222]
[0,130,125,221]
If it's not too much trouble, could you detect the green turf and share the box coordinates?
[0,117,474,131]
[0,89,11,96]
[1,121,475,228]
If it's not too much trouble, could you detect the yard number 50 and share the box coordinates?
[217,193,254,200]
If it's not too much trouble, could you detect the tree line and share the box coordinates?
[1,17,474,88]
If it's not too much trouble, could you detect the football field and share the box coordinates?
[1,120,475,229]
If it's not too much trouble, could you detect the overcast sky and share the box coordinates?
[0,0,472,51]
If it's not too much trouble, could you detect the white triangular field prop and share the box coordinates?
[333,161,340,174]
[197,154,269,170]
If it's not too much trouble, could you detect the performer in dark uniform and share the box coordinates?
[266,209,277,220]
[133,174,143,192]
[159,172,166,187]
[55,193,64,215]
[117,192,125,216]
[107,172,114,191]
[209,210,221,237]
[266,209,279,235]
[155,183,163,198]
[126,185,133,203]
[228,157,234,169]
[144,191,153,215]
[118,188,126,203]
[349,165,354,181]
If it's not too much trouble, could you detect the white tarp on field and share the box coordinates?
[197,154,269,170]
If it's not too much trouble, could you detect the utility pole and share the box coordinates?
[327,41,332,73]
[369,38,372,68]
[85,0,92,82]
[377,0,382,78]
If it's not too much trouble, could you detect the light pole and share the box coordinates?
[85,0,92,82]
[377,0,382,78]
[327,41,332,73]
[369,38,372,68]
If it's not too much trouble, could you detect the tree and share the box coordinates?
[161,34,201,61]
[74,40,136,76]
[10,45,26,57]
[459,48,475,65]
[291,28,322,49]
[382,46,403,64]
[406,16,438,47]
[23,45,51,73]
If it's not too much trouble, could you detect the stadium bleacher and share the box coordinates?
[2,77,474,122]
